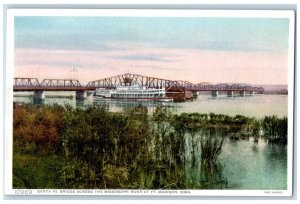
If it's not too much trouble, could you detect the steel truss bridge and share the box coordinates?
[85,73,264,93]
[13,73,264,98]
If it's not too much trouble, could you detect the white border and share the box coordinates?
[7,9,296,18]
[4,9,295,197]
[1,0,299,4]
[287,9,295,200]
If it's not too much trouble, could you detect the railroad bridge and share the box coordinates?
[13,73,264,101]
[13,78,95,100]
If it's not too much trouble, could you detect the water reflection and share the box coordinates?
[251,144,259,153]
[183,128,228,189]
[14,93,288,118]
[14,95,179,114]
[129,126,229,189]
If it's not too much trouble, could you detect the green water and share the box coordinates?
[220,138,287,189]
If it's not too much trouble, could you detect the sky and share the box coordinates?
[14,16,291,85]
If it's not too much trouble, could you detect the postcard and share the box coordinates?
[4,9,295,196]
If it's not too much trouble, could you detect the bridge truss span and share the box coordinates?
[191,82,264,93]
[14,78,40,87]
[12,74,265,95]
[86,73,180,89]
[13,78,89,92]
[40,79,82,87]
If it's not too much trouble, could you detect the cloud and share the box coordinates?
[133,64,181,71]
[14,46,288,85]
[15,49,111,69]
[110,54,177,62]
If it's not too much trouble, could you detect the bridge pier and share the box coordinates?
[76,90,87,100]
[249,91,254,95]
[240,91,246,97]
[212,91,218,97]
[192,91,198,99]
[227,91,234,97]
[33,90,45,101]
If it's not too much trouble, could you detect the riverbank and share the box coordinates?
[13,103,287,189]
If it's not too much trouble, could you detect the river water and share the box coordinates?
[14,93,287,118]
[13,93,288,190]
[220,138,287,189]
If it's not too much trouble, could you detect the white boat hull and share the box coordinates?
[95,95,173,102]
[95,85,174,102]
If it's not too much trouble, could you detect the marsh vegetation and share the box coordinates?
[13,103,287,189]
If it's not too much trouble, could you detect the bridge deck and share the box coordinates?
[13,86,96,91]
[13,86,260,92]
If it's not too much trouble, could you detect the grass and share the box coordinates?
[13,153,66,189]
